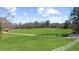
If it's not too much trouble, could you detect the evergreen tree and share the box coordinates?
[45,20,50,28]
[70,7,79,33]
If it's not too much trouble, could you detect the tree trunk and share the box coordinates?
[0,21,3,39]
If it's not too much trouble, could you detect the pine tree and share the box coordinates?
[70,7,79,34]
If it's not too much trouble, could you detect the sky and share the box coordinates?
[0,7,73,24]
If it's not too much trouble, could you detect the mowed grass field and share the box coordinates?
[67,41,79,51]
[0,28,76,51]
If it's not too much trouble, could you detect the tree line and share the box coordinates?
[1,19,72,29]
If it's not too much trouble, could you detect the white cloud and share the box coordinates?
[38,7,45,15]
[23,13,27,16]
[47,9,61,15]
[9,7,16,12]
[4,7,17,16]
[37,7,66,23]
[45,16,68,23]
[4,7,16,12]
[11,12,16,16]
[37,7,61,16]
[4,7,11,10]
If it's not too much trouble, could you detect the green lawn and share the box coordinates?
[67,41,79,51]
[0,28,75,51]
[8,28,72,36]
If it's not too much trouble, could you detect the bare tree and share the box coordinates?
[0,7,15,39]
